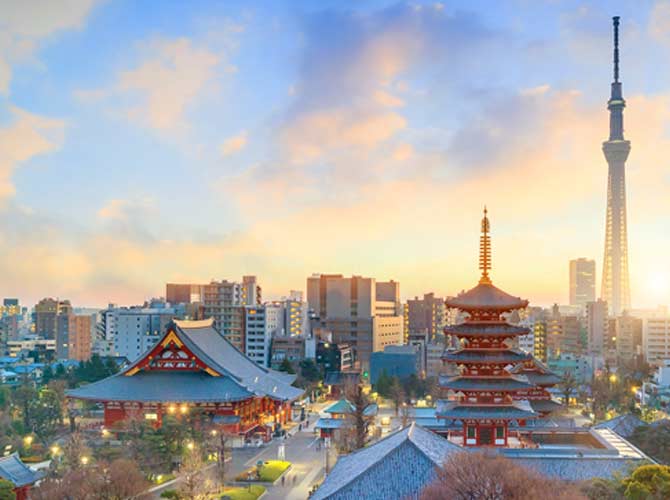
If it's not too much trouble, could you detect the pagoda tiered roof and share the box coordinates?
[446,282,528,312]
[67,319,303,403]
[440,375,535,392]
[442,349,531,364]
[509,358,562,386]
[436,400,538,421]
[444,323,529,337]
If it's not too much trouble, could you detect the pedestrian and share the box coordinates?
[282,475,286,487]
[293,475,297,486]
[299,423,303,431]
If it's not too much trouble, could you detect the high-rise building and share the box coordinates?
[642,316,670,364]
[167,277,261,351]
[569,258,596,308]
[306,274,403,371]
[615,313,642,360]
[601,17,632,316]
[586,299,608,355]
[95,302,182,361]
[244,304,281,367]
[406,293,447,340]
[56,313,94,361]
[0,299,20,318]
[35,298,72,339]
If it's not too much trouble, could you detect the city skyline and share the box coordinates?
[1,1,669,308]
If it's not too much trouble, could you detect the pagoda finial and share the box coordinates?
[613,16,620,83]
[479,206,492,284]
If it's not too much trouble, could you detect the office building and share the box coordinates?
[56,313,94,361]
[615,313,642,360]
[642,316,670,364]
[95,302,182,361]
[34,298,72,339]
[569,258,596,308]
[244,304,281,367]
[587,299,608,355]
[307,274,403,371]
[406,293,446,340]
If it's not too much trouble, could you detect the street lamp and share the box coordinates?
[187,441,194,451]
[51,445,60,456]
[609,374,618,384]
[81,456,89,466]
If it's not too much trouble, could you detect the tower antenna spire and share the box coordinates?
[479,206,492,285]
[613,16,620,83]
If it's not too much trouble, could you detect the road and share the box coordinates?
[146,406,332,499]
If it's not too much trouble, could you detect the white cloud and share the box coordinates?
[220,130,248,156]
[650,1,670,44]
[0,0,99,94]
[0,106,65,207]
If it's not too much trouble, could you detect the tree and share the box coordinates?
[97,458,149,499]
[206,429,234,488]
[340,383,373,452]
[0,480,15,500]
[621,464,670,499]
[421,452,586,500]
[25,388,62,441]
[374,370,392,397]
[559,371,578,406]
[11,383,36,429]
[389,377,405,416]
[278,358,296,374]
[179,446,210,500]
[629,421,670,465]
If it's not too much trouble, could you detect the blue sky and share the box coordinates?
[0,0,669,308]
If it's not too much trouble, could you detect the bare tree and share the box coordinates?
[179,446,211,500]
[206,429,234,488]
[400,402,412,428]
[421,452,586,500]
[345,382,373,451]
[559,371,578,406]
[389,377,405,416]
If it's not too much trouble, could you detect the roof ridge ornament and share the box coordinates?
[479,206,492,284]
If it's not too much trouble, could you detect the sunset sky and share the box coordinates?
[0,0,669,308]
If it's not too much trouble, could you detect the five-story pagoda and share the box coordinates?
[438,209,540,446]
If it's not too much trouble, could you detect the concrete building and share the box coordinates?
[244,304,281,367]
[587,299,608,355]
[615,313,642,360]
[370,345,420,384]
[95,303,182,361]
[56,313,94,361]
[7,339,55,360]
[34,298,72,339]
[406,293,446,340]
[315,341,353,373]
[270,336,305,369]
[307,274,403,371]
[643,316,670,364]
[569,258,596,309]
[426,341,446,378]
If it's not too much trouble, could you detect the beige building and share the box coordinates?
[569,258,596,309]
[587,299,608,355]
[306,274,403,371]
[643,316,670,364]
[615,313,642,360]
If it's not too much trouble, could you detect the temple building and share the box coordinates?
[438,209,561,446]
[67,319,303,438]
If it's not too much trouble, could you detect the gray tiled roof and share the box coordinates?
[312,423,461,500]
[443,349,531,364]
[446,283,528,311]
[66,371,254,402]
[68,319,303,402]
[440,375,534,391]
[594,414,645,438]
[312,424,651,500]
[529,398,564,413]
[444,323,529,337]
[0,453,43,487]
[436,400,538,420]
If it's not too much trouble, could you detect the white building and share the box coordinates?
[654,359,670,387]
[643,316,670,364]
[245,304,282,367]
[95,302,182,362]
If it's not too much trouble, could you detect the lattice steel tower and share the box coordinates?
[601,16,631,315]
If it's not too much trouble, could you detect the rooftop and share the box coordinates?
[0,453,43,487]
[446,282,528,312]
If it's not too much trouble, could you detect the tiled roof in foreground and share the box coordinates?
[437,400,538,421]
[311,423,461,500]
[311,424,652,500]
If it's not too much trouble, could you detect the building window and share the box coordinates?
[496,426,505,439]
[467,427,476,439]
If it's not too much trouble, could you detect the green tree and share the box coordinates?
[41,365,54,384]
[389,377,405,416]
[374,370,392,398]
[26,388,62,441]
[11,383,37,429]
[622,465,670,499]
[0,479,15,500]
[278,358,295,374]
[299,359,321,383]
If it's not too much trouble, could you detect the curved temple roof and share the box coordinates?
[68,319,303,403]
[446,282,528,311]
[444,323,529,337]
[440,375,535,392]
[442,349,531,364]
